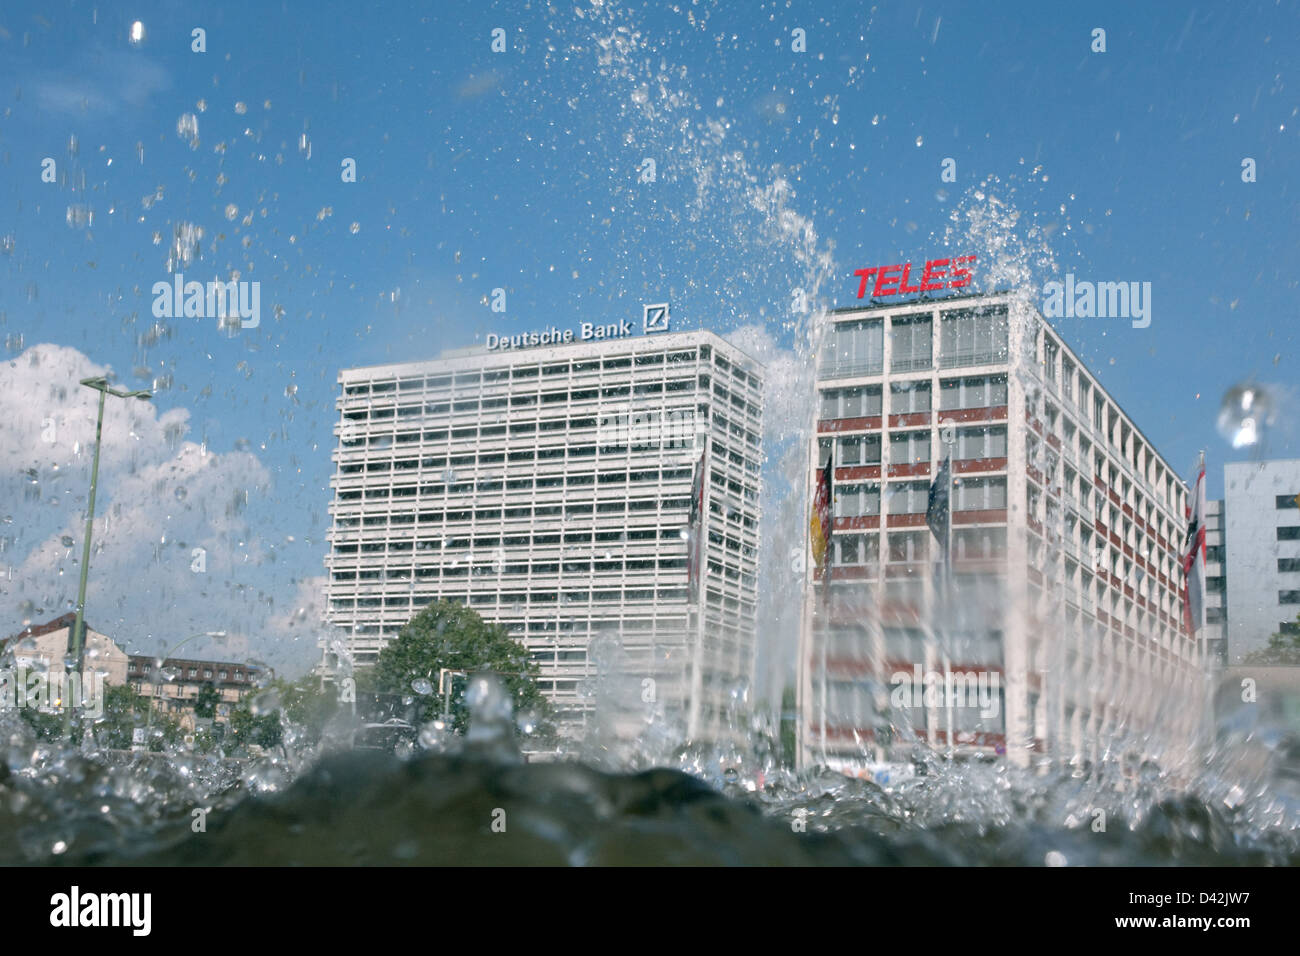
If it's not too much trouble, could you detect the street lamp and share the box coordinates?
[145,631,227,738]
[64,376,151,740]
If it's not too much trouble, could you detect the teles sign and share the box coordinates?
[852,256,976,299]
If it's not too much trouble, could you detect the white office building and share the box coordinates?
[798,291,1203,772]
[321,327,764,741]
[1222,459,1300,661]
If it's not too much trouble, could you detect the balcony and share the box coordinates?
[939,349,1009,370]
[821,360,884,379]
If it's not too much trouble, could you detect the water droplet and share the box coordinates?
[60,535,74,547]
[128,20,146,47]
[176,113,200,150]
[349,222,360,235]
[411,678,433,696]
[224,204,238,221]
[1216,383,1276,449]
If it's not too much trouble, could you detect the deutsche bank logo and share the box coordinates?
[643,302,670,334]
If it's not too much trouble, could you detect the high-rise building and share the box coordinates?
[798,291,1202,772]
[322,328,764,741]
[1222,459,1300,661]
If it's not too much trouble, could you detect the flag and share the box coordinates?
[926,453,952,543]
[809,456,833,590]
[687,448,706,598]
[1181,460,1207,635]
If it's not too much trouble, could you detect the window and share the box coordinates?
[837,533,879,565]
[1276,494,1300,509]
[819,385,882,418]
[939,307,1009,368]
[954,527,1007,559]
[956,425,1007,460]
[887,481,930,514]
[822,319,884,377]
[1043,339,1058,383]
[939,375,1008,410]
[955,476,1008,511]
[836,483,881,517]
[1062,359,1075,400]
[890,381,931,414]
[890,314,932,371]
[840,435,882,465]
[887,531,928,562]
[889,431,931,465]
[1280,590,1300,605]
[1279,558,1300,572]
[1278,527,1300,541]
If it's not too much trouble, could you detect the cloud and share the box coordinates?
[0,344,317,677]
[27,45,170,119]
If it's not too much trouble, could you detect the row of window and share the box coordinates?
[342,346,758,391]
[831,528,1008,565]
[819,375,1009,420]
[820,307,1010,377]
[835,476,1008,517]
[826,427,1008,468]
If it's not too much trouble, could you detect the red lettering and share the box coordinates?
[948,255,976,288]
[873,264,903,297]
[898,262,921,294]
[853,268,878,299]
[920,258,949,292]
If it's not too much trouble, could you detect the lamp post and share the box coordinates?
[64,376,152,740]
[145,631,227,738]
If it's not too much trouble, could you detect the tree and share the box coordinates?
[193,683,220,719]
[360,599,550,734]
[1241,613,1300,666]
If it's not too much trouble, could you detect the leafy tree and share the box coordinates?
[227,696,283,751]
[1241,613,1300,666]
[193,683,220,719]
[360,599,550,734]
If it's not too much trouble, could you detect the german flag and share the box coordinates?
[810,456,833,590]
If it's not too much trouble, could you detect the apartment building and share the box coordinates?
[125,654,262,727]
[321,328,763,741]
[798,291,1200,771]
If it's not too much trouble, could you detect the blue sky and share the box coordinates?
[1,0,1296,673]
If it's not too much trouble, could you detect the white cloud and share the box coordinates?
[0,344,318,677]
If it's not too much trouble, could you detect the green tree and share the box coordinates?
[193,682,220,719]
[1241,613,1300,666]
[227,695,283,752]
[360,599,549,734]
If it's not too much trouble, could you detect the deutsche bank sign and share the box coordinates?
[485,303,671,352]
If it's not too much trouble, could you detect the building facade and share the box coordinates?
[798,291,1202,772]
[126,654,262,728]
[1204,497,1229,668]
[322,328,763,741]
[1222,459,1300,661]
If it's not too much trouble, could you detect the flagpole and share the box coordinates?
[688,435,709,740]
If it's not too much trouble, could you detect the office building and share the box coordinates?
[1222,459,1300,661]
[322,327,763,741]
[798,291,1202,771]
